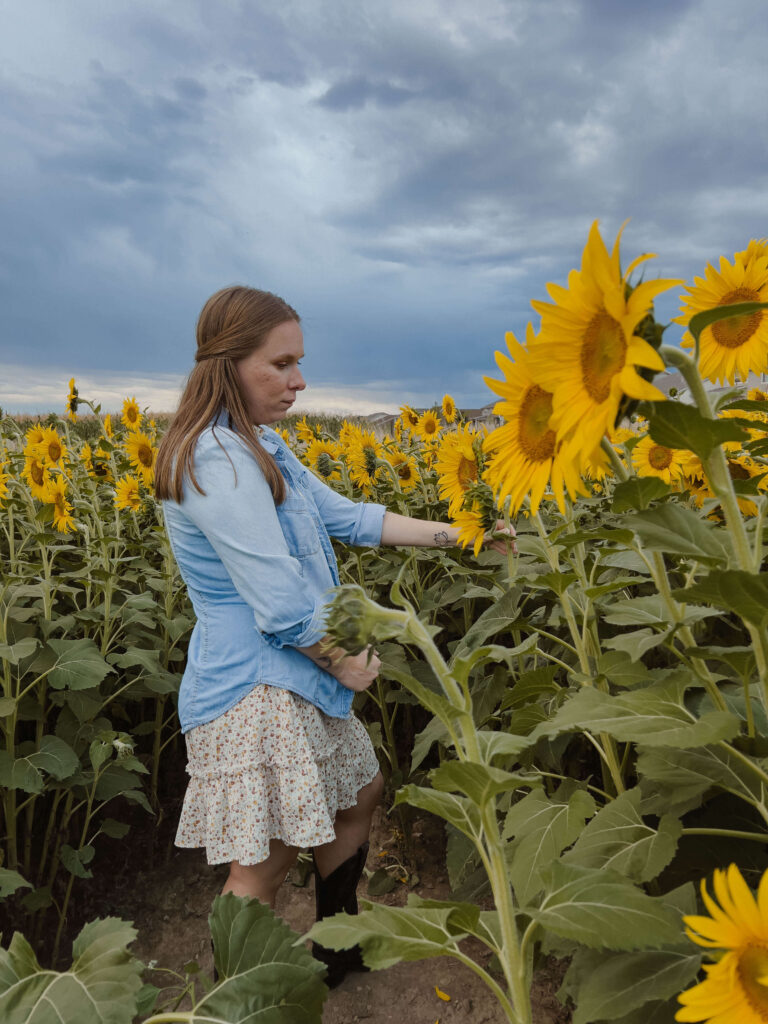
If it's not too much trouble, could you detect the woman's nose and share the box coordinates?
[290,369,306,391]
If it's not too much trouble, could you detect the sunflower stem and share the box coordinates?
[600,436,629,482]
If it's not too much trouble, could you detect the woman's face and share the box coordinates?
[235,320,306,425]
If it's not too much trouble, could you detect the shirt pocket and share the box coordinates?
[277,488,321,558]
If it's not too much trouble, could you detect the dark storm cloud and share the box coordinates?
[1,0,767,413]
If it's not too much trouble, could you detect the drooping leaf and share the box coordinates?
[612,477,671,512]
[430,760,527,807]
[205,893,326,1023]
[393,784,482,841]
[504,784,596,903]
[647,400,747,458]
[530,676,740,748]
[621,504,730,564]
[671,569,768,627]
[0,869,32,899]
[46,639,113,691]
[567,947,701,1024]
[526,862,683,950]
[637,743,768,814]
[28,736,80,781]
[0,917,143,1024]
[450,588,523,657]
[563,787,681,883]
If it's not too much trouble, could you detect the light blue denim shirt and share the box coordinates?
[162,409,386,733]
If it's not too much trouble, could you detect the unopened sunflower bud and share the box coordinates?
[323,584,409,652]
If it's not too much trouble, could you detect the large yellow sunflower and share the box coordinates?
[42,476,76,534]
[678,248,768,385]
[631,434,688,484]
[677,864,768,1023]
[434,425,480,515]
[124,430,157,485]
[121,396,142,431]
[114,475,142,511]
[529,220,682,452]
[22,456,52,500]
[33,426,68,469]
[441,394,457,424]
[306,438,341,482]
[482,325,585,515]
[399,405,420,432]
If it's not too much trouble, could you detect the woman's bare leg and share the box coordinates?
[313,771,384,878]
[223,838,299,907]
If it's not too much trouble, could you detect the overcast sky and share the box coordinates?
[1,0,766,416]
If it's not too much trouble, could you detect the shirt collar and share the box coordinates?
[210,408,282,454]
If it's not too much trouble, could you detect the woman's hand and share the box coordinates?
[332,646,381,692]
[483,519,518,555]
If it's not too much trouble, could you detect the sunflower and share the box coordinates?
[736,239,768,266]
[0,462,9,506]
[482,325,585,515]
[415,410,441,441]
[452,502,492,557]
[65,377,79,423]
[114,475,142,511]
[103,414,113,438]
[434,425,480,515]
[387,451,420,493]
[295,417,318,444]
[677,248,768,385]
[677,864,768,1023]
[306,438,341,481]
[346,430,385,493]
[24,423,45,450]
[727,455,768,516]
[747,385,768,403]
[529,220,682,453]
[442,394,457,424]
[121,396,142,431]
[22,456,52,500]
[399,405,420,432]
[631,435,688,484]
[274,426,291,445]
[33,426,68,468]
[92,445,114,483]
[42,476,76,533]
[80,442,94,474]
[124,430,157,485]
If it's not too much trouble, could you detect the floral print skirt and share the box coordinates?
[174,683,380,866]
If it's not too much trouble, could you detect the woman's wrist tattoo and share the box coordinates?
[433,530,451,547]
[317,654,333,669]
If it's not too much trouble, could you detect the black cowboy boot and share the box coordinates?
[312,842,370,988]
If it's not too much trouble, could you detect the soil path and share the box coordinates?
[115,807,569,1024]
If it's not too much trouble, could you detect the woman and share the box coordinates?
[154,286,514,986]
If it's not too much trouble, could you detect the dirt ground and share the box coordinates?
[91,806,571,1024]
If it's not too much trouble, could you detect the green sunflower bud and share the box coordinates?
[323,585,409,654]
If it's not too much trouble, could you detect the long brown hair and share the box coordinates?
[154,286,299,504]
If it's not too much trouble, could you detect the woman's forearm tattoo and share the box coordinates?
[433,530,451,547]
[316,654,333,669]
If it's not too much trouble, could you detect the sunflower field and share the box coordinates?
[1,223,768,1024]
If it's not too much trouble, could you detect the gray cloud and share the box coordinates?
[1,0,767,412]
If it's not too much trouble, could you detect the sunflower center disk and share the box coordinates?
[31,462,44,486]
[363,447,378,476]
[138,445,153,468]
[48,442,62,461]
[711,287,762,350]
[458,455,477,487]
[737,944,768,1020]
[517,385,556,462]
[648,444,673,471]
[580,310,627,403]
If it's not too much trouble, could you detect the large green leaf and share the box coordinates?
[0,917,143,1024]
[637,743,768,813]
[671,569,768,627]
[0,638,40,666]
[530,676,740,748]
[612,477,671,513]
[430,760,527,807]
[504,785,596,903]
[566,947,701,1024]
[46,639,113,690]
[647,400,747,458]
[393,784,482,841]
[28,736,80,781]
[305,897,468,970]
[450,587,523,658]
[0,869,32,899]
[526,862,683,950]
[621,504,730,564]
[562,787,681,883]
[204,894,326,1023]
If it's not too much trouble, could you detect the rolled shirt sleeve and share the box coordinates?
[180,431,331,649]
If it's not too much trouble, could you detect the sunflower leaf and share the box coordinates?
[646,400,747,458]
[670,569,768,626]
[687,300,768,358]
[621,503,730,564]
